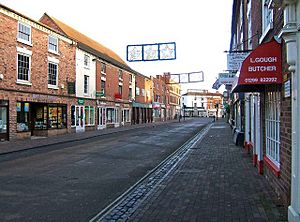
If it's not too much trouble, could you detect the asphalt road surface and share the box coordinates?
[0,118,210,222]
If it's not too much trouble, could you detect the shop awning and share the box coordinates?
[232,39,282,93]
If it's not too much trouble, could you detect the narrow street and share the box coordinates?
[0,119,210,222]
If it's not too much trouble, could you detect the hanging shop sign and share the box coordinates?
[218,72,236,84]
[227,52,249,71]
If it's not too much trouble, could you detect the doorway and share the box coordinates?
[0,101,8,141]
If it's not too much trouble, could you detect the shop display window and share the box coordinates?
[85,106,95,126]
[106,108,116,123]
[48,104,67,129]
[17,102,30,132]
[34,106,47,129]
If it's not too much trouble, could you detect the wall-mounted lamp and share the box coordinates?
[61,84,64,89]
[0,74,3,80]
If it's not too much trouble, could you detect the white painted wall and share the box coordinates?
[76,48,96,98]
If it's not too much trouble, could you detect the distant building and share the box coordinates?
[181,89,223,118]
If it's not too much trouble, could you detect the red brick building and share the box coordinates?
[230,0,292,210]
[0,4,76,140]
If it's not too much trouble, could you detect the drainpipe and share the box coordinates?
[280,1,300,221]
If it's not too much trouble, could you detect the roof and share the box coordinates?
[40,13,138,73]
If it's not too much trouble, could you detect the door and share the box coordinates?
[97,107,106,129]
[75,106,85,132]
[0,104,8,141]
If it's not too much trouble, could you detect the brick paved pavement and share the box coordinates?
[127,120,287,222]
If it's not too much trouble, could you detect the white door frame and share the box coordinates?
[75,105,85,132]
[97,106,106,130]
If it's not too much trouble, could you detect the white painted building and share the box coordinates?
[181,89,223,117]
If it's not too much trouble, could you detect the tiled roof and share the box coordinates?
[45,15,130,70]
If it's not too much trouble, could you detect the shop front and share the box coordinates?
[132,102,152,124]
[17,102,68,137]
[0,100,9,141]
[232,39,282,174]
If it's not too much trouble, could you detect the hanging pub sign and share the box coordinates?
[237,39,282,86]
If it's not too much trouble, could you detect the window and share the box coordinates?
[101,80,106,96]
[48,104,67,129]
[119,69,123,80]
[48,62,58,87]
[48,36,58,53]
[129,74,132,83]
[85,106,95,126]
[265,87,280,167]
[71,106,76,126]
[17,102,30,132]
[129,88,132,99]
[17,22,31,45]
[84,75,89,94]
[84,54,90,68]
[118,85,122,96]
[261,0,274,40]
[136,87,140,96]
[122,109,130,123]
[101,63,106,74]
[17,53,30,82]
[106,108,116,123]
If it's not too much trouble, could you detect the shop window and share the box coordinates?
[48,104,67,129]
[106,108,116,124]
[34,105,48,130]
[17,102,30,132]
[122,109,130,123]
[85,106,95,126]
[265,86,280,167]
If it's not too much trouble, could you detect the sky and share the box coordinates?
[0,0,233,94]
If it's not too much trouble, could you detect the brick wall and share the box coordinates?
[0,12,76,96]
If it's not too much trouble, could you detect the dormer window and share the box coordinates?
[84,54,90,68]
[17,22,31,45]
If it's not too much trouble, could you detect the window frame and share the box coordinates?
[260,0,274,42]
[48,61,59,88]
[265,87,281,168]
[101,62,106,75]
[17,52,31,84]
[84,75,89,95]
[17,22,32,45]
[48,35,58,54]
[84,54,90,69]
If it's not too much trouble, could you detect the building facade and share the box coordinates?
[0,4,76,141]
[181,89,223,118]
[229,0,293,219]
